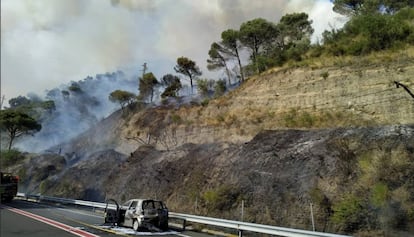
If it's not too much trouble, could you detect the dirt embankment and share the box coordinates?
[118,59,414,153]
[27,124,411,235]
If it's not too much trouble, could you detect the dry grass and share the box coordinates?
[289,46,414,70]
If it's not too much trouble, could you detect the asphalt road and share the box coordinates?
[0,199,210,237]
[1,207,76,237]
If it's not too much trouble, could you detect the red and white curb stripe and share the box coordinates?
[3,205,100,237]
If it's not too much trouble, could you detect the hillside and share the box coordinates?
[3,49,414,236]
[117,50,414,153]
[13,125,414,236]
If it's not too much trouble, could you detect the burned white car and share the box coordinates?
[104,199,169,231]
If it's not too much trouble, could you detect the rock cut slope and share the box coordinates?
[118,53,414,152]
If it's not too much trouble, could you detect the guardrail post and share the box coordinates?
[182,219,186,231]
[238,229,243,237]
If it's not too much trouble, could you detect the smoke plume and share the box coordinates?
[1,0,345,101]
[15,71,138,152]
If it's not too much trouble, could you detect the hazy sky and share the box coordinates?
[1,0,346,103]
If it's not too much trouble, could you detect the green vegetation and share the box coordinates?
[331,194,368,232]
[320,71,329,79]
[161,74,182,99]
[108,90,136,110]
[321,139,414,234]
[202,185,241,212]
[200,99,209,107]
[205,3,414,80]
[207,42,232,85]
[215,29,245,82]
[0,149,25,167]
[213,80,226,98]
[68,82,82,93]
[174,56,202,91]
[0,110,42,150]
[39,180,51,195]
[170,114,182,124]
[61,90,70,98]
[7,95,56,121]
[197,79,227,99]
[196,79,211,98]
[332,0,414,16]
[281,109,374,128]
[210,12,313,78]
[323,9,414,56]
[139,72,159,103]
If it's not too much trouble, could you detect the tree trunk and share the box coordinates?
[235,48,244,82]
[189,75,193,94]
[8,134,14,151]
[225,65,231,86]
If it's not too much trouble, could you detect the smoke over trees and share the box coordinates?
[3,71,138,152]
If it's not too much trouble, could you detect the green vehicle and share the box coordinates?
[0,172,18,202]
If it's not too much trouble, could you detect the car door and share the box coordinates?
[124,200,138,227]
[154,201,168,229]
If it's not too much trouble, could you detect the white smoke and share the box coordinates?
[15,71,138,152]
[1,0,346,102]
[2,0,347,151]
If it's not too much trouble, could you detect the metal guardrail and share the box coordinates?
[17,192,118,209]
[16,193,351,237]
[169,212,350,237]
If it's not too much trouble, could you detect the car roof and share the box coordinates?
[127,199,163,202]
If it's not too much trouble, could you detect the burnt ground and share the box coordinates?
[12,124,414,236]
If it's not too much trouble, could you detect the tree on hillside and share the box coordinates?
[8,96,31,108]
[41,100,56,114]
[214,79,227,98]
[161,74,182,99]
[8,96,56,121]
[174,57,202,92]
[323,8,414,55]
[0,109,41,150]
[68,82,82,93]
[139,72,159,103]
[109,90,136,110]
[276,12,314,61]
[207,43,232,85]
[332,0,414,16]
[332,0,373,16]
[220,29,245,82]
[61,90,70,99]
[196,79,215,98]
[239,18,278,73]
[278,13,314,43]
[383,0,414,13]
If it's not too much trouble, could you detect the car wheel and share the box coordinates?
[133,219,140,231]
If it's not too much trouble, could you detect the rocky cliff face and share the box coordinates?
[118,55,414,153]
